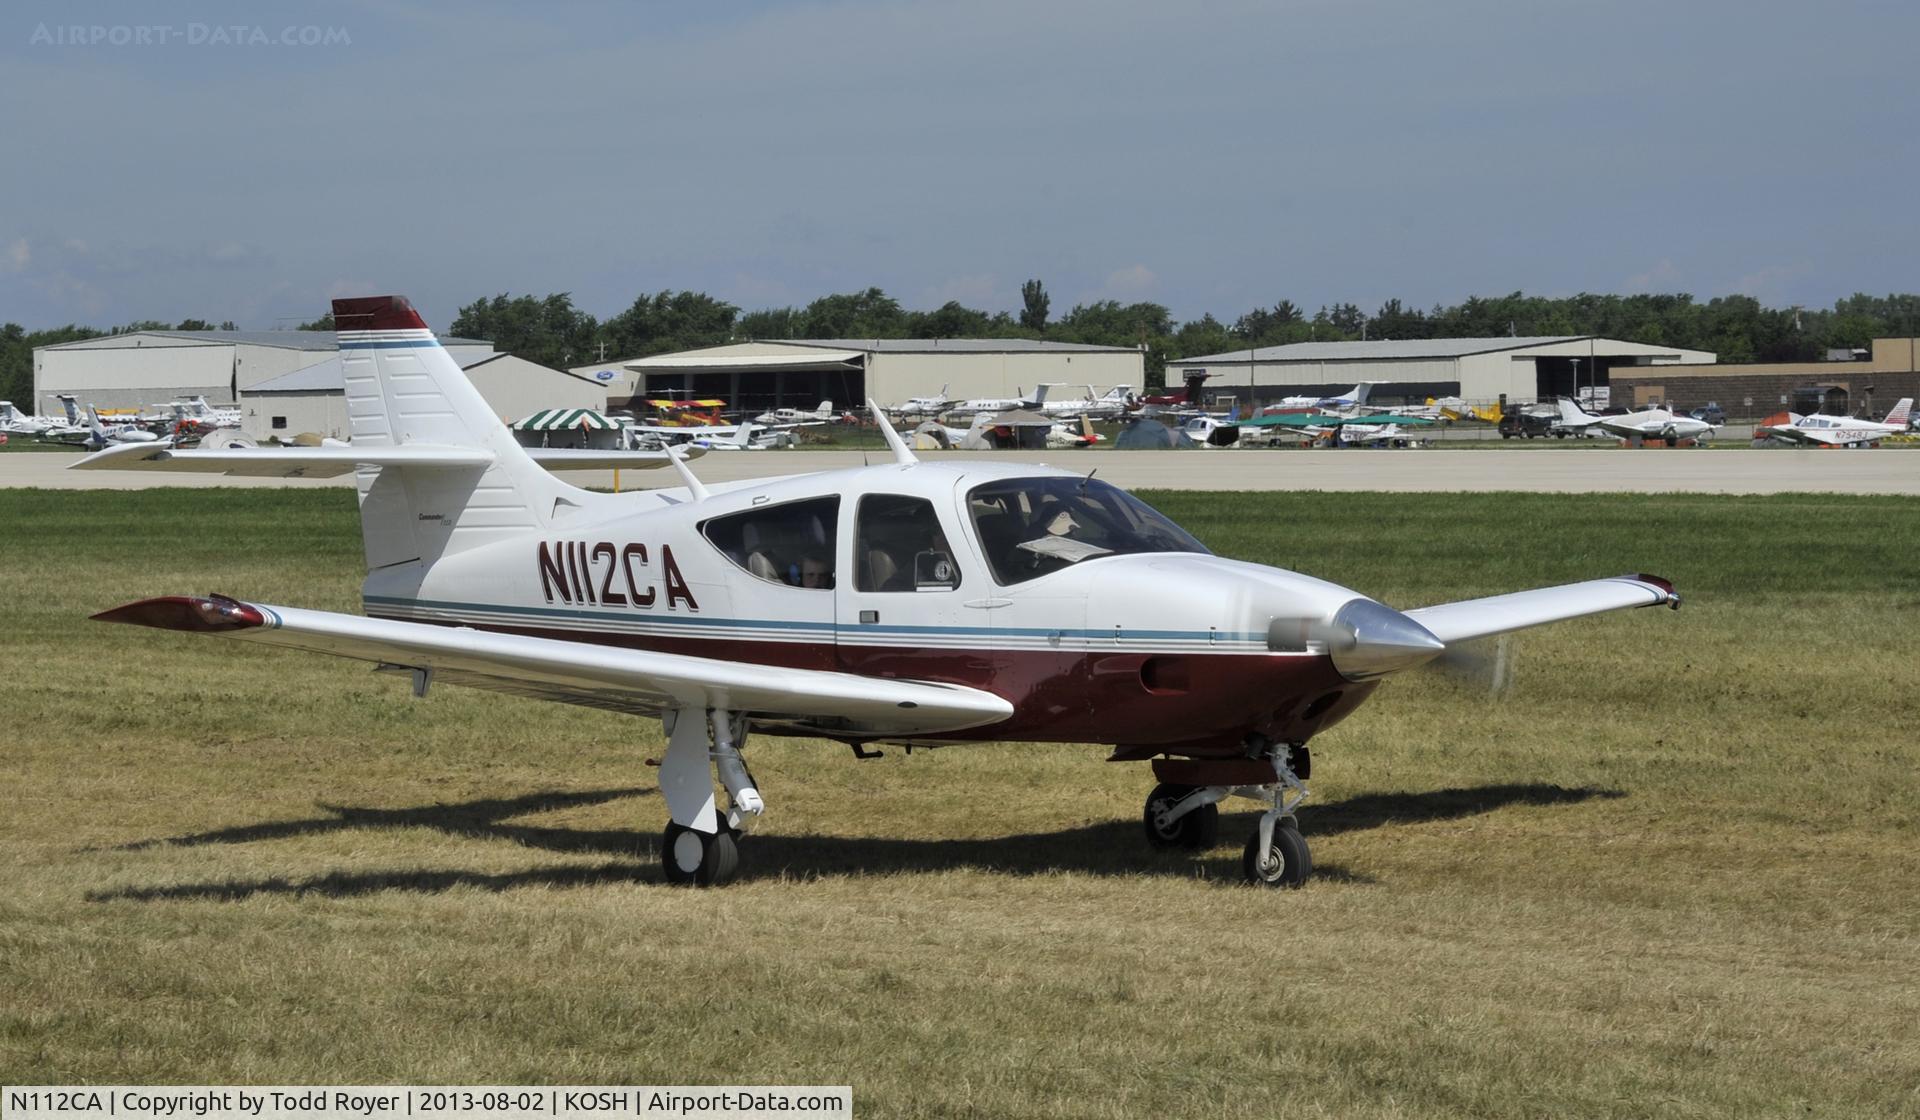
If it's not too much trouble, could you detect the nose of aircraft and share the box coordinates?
[1326,598,1446,680]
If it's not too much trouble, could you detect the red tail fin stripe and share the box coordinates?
[332,295,429,332]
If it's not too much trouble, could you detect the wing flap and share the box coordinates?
[1405,575,1678,646]
[94,596,1011,736]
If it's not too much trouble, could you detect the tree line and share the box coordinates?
[443,287,1920,387]
[5,290,1917,409]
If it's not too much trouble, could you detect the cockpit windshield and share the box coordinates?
[966,476,1209,585]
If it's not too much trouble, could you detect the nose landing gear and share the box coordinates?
[1143,744,1314,888]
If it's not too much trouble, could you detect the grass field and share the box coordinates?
[2,487,1917,1118]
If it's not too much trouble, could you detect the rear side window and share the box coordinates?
[701,496,839,589]
[855,494,961,592]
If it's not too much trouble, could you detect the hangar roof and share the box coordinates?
[37,330,491,352]
[1175,337,1587,364]
[779,338,1137,354]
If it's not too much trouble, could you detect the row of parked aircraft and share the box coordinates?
[72,294,1687,889]
[1,395,246,450]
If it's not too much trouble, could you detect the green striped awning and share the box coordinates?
[512,408,619,431]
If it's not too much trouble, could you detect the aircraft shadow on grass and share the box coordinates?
[86,783,1621,902]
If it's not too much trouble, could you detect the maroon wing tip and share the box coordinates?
[91,595,265,632]
[1627,573,1681,609]
[330,294,428,331]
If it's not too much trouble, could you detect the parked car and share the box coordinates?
[1689,402,1726,425]
[1499,410,1554,439]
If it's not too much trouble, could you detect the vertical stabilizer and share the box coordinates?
[1884,398,1912,428]
[333,295,588,571]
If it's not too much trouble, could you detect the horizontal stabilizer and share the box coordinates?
[68,444,693,477]
[94,596,1013,737]
[68,444,494,477]
[1405,575,1678,646]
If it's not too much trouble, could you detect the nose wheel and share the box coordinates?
[1242,821,1310,888]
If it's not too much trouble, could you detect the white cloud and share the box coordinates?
[1730,264,1798,303]
[6,239,29,272]
[1094,264,1158,301]
[1623,259,1680,292]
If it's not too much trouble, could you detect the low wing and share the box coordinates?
[93,595,1012,738]
[70,443,689,477]
[1404,574,1678,646]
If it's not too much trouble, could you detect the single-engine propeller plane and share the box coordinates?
[79,296,1683,888]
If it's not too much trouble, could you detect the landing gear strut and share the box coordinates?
[1144,744,1314,888]
[657,707,763,887]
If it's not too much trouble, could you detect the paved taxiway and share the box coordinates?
[2,447,1914,493]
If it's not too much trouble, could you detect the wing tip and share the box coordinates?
[1626,572,1681,609]
[92,595,265,632]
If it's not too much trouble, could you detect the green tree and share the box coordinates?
[296,313,335,331]
[601,291,738,359]
[797,288,906,338]
[449,293,599,369]
[737,307,798,339]
[909,300,994,338]
[1020,279,1050,331]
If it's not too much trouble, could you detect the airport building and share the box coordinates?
[1166,337,1715,408]
[605,338,1145,414]
[239,353,606,441]
[1610,337,1920,419]
[32,329,603,441]
[32,329,496,414]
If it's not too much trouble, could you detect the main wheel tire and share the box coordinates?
[1143,783,1219,850]
[1242,823,1311,888]
[661,821,741,887]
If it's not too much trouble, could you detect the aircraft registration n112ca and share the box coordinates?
[79,295,1682,888]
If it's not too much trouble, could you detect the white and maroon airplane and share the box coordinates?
[77,295,1682,888]
[1758,398,1912,447]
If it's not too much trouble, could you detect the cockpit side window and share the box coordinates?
[700,496,839,589]
[967,477,1209,585]
[855,494,961,592]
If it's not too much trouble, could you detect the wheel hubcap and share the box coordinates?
[672,831,704,873]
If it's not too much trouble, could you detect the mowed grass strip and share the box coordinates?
[1,487,1916,1118]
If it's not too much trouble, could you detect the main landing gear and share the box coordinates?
[1143,744,1313,888]
[658,707,762,887]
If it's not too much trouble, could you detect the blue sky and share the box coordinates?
[2,0,1914,330]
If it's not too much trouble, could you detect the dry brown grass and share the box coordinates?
[1,488,1917,1118]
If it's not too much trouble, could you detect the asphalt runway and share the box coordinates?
[2,447,1913,494]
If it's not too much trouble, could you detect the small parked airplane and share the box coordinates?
[0,400,56,435]
[887,385,955,419]
[1556,399,1718,444]
[1266,383,1375,415]
[78,295,1683,889]
[1758,399,1912,447]
[75,406,166,451]
[948,385,1046,416]
[753,400,835,425]
[1035,385,1134,421]
[147,395,243,432]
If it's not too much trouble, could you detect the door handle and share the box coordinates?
[964,598,1013,609]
